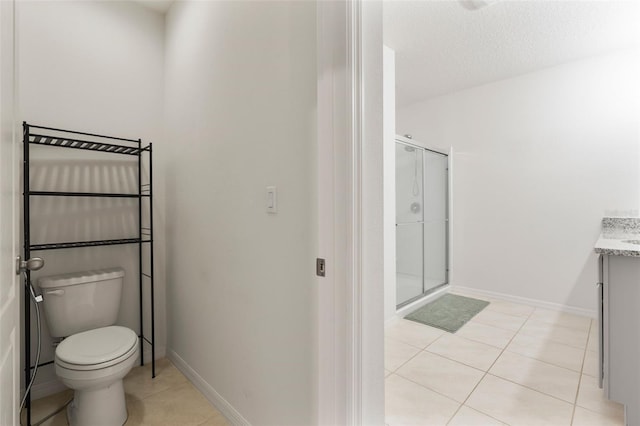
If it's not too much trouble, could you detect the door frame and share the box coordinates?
[316,0,384,424]
[0,0,20,424]
[5,0,385,423]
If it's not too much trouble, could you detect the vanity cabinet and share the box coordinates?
[600,254,640,425]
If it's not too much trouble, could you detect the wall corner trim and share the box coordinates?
[167,349,251,426]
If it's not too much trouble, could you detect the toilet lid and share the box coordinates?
[56,326,138,368]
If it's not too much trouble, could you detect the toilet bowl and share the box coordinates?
[39,268,138,425]
[55,326,139,426]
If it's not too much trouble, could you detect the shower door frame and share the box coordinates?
[395,136,450,309]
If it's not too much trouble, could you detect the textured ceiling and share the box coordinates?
[384,0,640,107]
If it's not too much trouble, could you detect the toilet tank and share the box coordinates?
[38,268,125,338]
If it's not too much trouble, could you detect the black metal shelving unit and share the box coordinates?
[22,122,155,426]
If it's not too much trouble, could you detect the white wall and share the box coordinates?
[164,2,316,424]
[398,50,640,313]
[18,1,166,395]
[383,46,396,321]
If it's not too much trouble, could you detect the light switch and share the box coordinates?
[266,186,277,213]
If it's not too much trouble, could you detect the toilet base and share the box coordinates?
[67,379,128,426]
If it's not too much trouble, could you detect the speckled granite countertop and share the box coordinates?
[594,217,640,257]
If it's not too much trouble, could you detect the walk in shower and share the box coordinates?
[396,139,449,307]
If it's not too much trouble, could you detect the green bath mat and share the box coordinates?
[404,294,490,333]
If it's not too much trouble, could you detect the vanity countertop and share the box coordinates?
[595,217,640,257]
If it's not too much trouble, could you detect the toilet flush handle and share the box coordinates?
[44,289,64,296]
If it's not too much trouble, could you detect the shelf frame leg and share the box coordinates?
[149,143,155,378]
[23,122,32,426]
[138,139,144,367]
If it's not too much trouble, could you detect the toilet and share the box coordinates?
[39,268,139,426]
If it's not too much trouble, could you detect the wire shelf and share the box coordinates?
[29,191,149,198]
[22,122,156,426]
[29,133,143,155]
[29,238,152,251]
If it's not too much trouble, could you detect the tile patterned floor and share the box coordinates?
[23,358,228,426]
[24,295,625,426]
[385,290,625,426]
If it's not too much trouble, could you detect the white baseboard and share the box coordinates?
[167,349,250,426]
[451,285,596,318]
[387,285,451,324]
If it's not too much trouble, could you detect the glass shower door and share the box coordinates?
[395,143,424,306]
[423,150,448,292]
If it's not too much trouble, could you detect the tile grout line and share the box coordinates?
[575,400,625,418]
[465,323,604,419]
[489,304,592,332]
[393,350,487,406]
[471,316,529,333]
[493,319,593,410]
[570,319,591,425]
[501,344,585,373]
[387,305,593,425]
[515,330,590,351]
[386,332,444,374]
[388,320,501,424]
[520,317,593,332]
[444,305,537,425]
[387,372,460,406]
[569,321,622,424]
[425,331,506,359]
[480,372,578,406]
[417,346,486,373]
[442,308,592,424]
[456,321,588,405]
[472,311,594,424]
[389,319,512,423]
[385,332,443,351]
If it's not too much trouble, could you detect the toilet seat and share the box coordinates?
[56,326,138,371]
